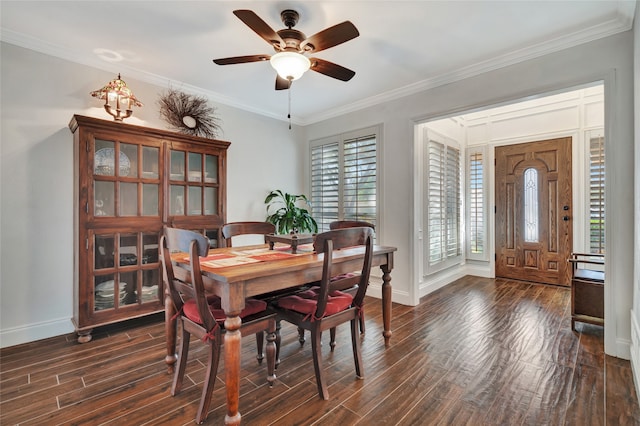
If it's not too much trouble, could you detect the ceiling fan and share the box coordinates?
[213,9,359,90]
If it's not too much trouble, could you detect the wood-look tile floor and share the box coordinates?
[2,276,639,425]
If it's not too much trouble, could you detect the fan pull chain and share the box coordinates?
[288,85,292,130]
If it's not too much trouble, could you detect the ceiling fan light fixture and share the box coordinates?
[270,51,310,81]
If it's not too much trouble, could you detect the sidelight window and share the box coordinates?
[588,130,605,254]
[466,148,486,259]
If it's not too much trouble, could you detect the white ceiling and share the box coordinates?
[0,1,635,125]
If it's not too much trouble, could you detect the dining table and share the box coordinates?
[165,242,397,425]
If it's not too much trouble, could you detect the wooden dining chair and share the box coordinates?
[221,221,275,247]
[161,227,278,424]
[294,220,375,348]
[328,220,375,335]
[273,227,374,400]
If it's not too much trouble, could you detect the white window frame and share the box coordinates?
[309,125,381,234]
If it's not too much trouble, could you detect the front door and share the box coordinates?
[495,137,573,286]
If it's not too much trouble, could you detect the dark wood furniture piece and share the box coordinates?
[274,227,374,400]
[166,242,396,425]
[569,252,605,330]
[265,232,315,254]
[329,220,376,335]
[221,221,277,361]
[161,228,277,424]
[69,115,228,343]
[329,220,376,231]
[221,221,276,247]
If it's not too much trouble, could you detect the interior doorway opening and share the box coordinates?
[414,81,605,297]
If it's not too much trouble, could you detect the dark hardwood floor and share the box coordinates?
[2,276,639,425]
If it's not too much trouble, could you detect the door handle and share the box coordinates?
[563,216,570,221]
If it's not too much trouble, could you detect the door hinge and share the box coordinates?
[86,238,89,250]
[494,205,496,213]
[495,253,497,261]
[86,202,89,214]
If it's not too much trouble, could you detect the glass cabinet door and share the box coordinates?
[93,138,160,219]
[92,231,160,311]
[170,148,219,217]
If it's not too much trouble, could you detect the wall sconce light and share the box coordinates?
[90,74,143,121]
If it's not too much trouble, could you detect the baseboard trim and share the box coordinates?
[419,268,466,299]
[368,277,413,306]
[0,317,74,349]
[630,309,640,406]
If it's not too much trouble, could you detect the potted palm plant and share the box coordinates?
[265,190,318,234]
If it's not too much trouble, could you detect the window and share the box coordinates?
[424,130,461,272]
[310,126,379,232]
[466,149,486,259]
[523,168,539,243]
[588,130,605,254]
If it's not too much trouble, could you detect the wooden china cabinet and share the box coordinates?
[69,115,228,342]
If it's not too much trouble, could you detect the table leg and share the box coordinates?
[381,264,392,346]
[164,294,177,373]
[224,314,242,425]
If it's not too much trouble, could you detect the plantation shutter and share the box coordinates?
[589,135,605,254]
[310,127,379,233]
[427,140,446,264]
[310,142,339,232]
[424,135,462,270]
[343,134,377,225]
[446,146,461,258]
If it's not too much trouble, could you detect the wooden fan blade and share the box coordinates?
[233,9,284,49]
[213,55,270,65]
[275,75,291,90]
[301,21,359,53]
[309,58,356,81]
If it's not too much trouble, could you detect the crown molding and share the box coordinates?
[301,4,635,125]
[1,0,634,128]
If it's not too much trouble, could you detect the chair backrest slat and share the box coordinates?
[221,221,276,247]
[329,220,375,231]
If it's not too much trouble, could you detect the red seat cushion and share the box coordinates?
[277,286,353,317]
[183,297,267,324]
[331,272,358,281]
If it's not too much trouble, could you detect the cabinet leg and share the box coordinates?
[77,330,93,343]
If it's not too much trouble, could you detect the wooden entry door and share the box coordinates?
[495,137,573,286]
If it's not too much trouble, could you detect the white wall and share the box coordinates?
[630,0,640,398]
[0,42,304,347]
[305,31,635,359]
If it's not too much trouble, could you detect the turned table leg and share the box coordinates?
[164,293,177,373]
[381,263,393,347]
[224,313,242,425]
